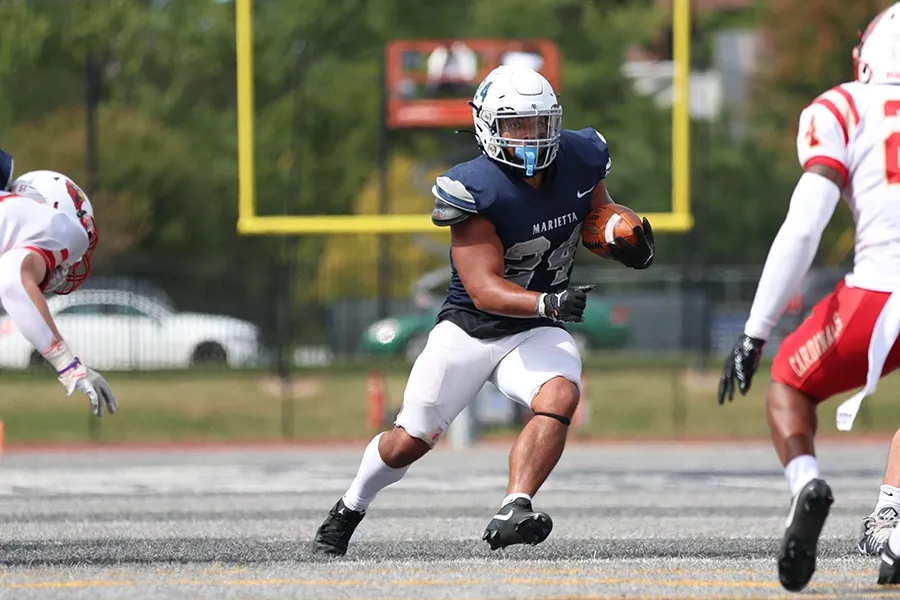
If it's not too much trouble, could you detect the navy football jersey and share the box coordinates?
[432,128,612,339]
[0,148,13,191]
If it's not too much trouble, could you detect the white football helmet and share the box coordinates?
[470,65,562,176]
[855,3,900,84]
[10,170,99,295]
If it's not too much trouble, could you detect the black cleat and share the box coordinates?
[313,498,365,557]
[482,497,553,551]
[879,543,900,585]
[777,478,834,592]
[857,506,899,556]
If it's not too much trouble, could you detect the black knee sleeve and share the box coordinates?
[532,411,571,426]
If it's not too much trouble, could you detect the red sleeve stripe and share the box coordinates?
[21,247,68,272]
[813,99,849,144]
[831,86,860,126]
[804,156,849,187]
[22,246,56,271]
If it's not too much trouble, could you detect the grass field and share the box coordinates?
[3,362,900,445]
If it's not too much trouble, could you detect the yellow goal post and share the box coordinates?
[234,0,693,235]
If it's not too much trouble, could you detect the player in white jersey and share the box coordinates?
[0,166,117,417]
[718,3,900,589]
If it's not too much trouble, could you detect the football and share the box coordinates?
[581,203,643,257]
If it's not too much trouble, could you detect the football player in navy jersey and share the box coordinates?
[314,65,655,556]
[0,148,14,192]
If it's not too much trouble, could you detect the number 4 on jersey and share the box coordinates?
[805,117,820,148]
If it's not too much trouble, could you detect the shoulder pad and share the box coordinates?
[431,196,472,227]
[803,85,860,139]
[433,175,478,212]
[566,128,612,178]
[432,158,500,215]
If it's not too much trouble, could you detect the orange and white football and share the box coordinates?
[581,203,643,257]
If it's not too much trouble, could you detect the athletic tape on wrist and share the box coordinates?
[42,340,79,374]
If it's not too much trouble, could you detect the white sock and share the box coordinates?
[501,492,532,508]
[876,485,900,514]
[342,433,409,512]
[785,455,820,496]
[889,521,900,556]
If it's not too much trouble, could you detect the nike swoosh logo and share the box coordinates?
[576,185,595,198]
[492,510,515,521]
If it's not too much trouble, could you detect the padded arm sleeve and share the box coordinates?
[0,248,56,354]
[743,172,841,340]
[432,176,479,211]
[432,197,473,226]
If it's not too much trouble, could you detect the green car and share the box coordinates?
[360,299,631,362]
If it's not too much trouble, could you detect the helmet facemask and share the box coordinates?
[56,217,98,295]
[476,105,562,177]
[52,179,98,295]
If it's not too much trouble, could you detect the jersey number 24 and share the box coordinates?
[503,227,581,288]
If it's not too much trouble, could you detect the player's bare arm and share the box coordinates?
[450,216,542,318]
[590,179,614,209]
[450,216,593,322]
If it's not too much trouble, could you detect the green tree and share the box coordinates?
[2,0,826,298]
[313,155,447,300]
[748,0,894,266]
[754,0,891,162]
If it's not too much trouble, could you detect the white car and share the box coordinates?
[0,289,263,370]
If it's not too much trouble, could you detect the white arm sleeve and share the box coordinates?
[743,172,841,340]
[0,248,57,354]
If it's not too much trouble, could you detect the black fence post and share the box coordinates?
[275,246,294,440]
[377,45,391,320]
[84,48,100,196]
[671,369,685,438]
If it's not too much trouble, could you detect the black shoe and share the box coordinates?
[313,498,365,557]
[482,497,553,551]
[858,506,899,556]
[777,479,834,592]
[879,544,900,585]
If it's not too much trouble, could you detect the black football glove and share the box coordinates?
[537,285,595,323]
[608,217,654,270]
[718,334,765,404]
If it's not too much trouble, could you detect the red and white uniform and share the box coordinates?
[0,192,89,282]
[752,82,900,429]
[0,192,89,357]
[799,82,900,291]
